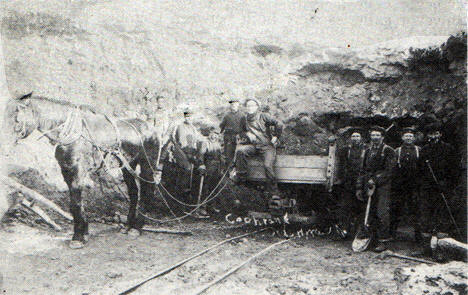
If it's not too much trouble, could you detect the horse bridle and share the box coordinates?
[14,102,36,141]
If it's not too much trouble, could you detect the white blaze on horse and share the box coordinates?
[5,93,165,249]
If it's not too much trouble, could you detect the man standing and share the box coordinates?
[390,127,422,244]
[420,121,457,238]
[219,98,244,168]
[357,126,395,252]
[160,106,210,219]
[232,98,283,198]
[335,127,367,238]
[153,94,177,146]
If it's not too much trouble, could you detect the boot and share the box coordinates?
[230,170,247,185]
[192,206,210,219]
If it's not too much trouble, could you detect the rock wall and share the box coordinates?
[1,1,465,123]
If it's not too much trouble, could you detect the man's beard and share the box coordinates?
[246,112,256,119]
[350,140,361,147]
[371,139,382,146]
[428,136,441,143]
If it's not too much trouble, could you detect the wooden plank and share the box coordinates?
[248,155,328,169]
[2,176,73,221]
[21,199,62,231]
[141,227,193,236]
[326,140,337,191]
[245,143,337,185]
[247,166,327,183]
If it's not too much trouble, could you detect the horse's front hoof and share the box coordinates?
[128,228,141,238]
[84,234,90,242]
[120,227,129,234]
[69,240,85,249]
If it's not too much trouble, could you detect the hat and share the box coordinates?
[244,98,261,107]
[400,127,417,135]
[424,121,442,133]
[182,106,193,115]
[368,126,386,135]
[346,126,365,137]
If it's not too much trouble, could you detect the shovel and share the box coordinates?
[184,174,209,219]
[352,183,375,252]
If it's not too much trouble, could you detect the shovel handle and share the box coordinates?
[197,175,205,205]
[363,194,372,226]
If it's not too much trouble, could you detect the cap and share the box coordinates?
[400,127,417,135]
[178,102,196,115]
[424,121,442,133]
[228,98,240,103]
[244,98,261,107]
[346,126,365,137]
[368,125,386,135]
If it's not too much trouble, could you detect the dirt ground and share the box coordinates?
[1,219,427,295]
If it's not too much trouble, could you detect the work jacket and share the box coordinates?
[357,142,395,189]
[240,112,283,146]
[160,122,207,171]
[392,144,421,186]
[337,143,367,189]
[220,111,244,135]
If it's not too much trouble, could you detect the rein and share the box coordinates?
[21,99,229,222]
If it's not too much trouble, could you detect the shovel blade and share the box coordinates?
[352,225,372,252]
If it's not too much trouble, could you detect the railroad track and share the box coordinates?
[117,227,292,295]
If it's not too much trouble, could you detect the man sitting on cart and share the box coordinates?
[231,98,283,201]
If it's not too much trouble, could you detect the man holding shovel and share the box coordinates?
[356,126,395,252]
[167,106,210,219]
[335,127,367,239]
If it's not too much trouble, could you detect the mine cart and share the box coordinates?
[246,137,337,192]
[245,137,338,218]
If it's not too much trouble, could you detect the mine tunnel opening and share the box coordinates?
[285,110,467,240]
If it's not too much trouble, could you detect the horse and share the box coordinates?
[4,92,164,249]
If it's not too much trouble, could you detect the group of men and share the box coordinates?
[150,95,460,254]
[151,96,283,218]
[336,123,458,253]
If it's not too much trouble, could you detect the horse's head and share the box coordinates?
[4,92,38,143]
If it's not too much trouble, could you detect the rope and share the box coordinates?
[31,104,229,222]
[117,119,236,214]
[60,110,232,222]
[121,120,159,178]
[154,186,183,226]
[104,114,122,149]
[158,163,231,208]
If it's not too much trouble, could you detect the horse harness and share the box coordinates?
[33,107,135,177]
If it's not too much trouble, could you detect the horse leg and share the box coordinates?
[138,160,155,214]
[121,161,142,236]
[56,146,88,249]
